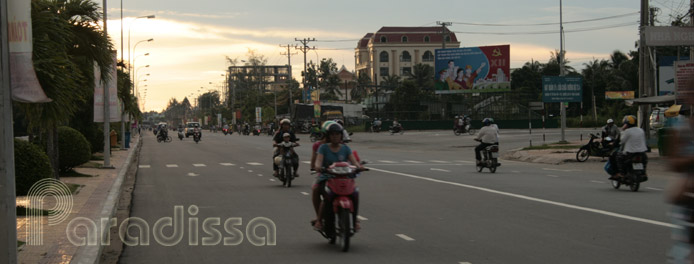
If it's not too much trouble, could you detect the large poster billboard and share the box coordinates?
[434,45,510,94]
[542,76,583,103]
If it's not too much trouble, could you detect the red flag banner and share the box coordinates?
[8,0,51,103]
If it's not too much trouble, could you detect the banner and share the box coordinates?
[605,91,635,100]
[434,45,510,94]
[675,61,694,101]
[255,107,262,123]
[658,56,689,96]
[94,52,121,122]
[311,89,320,119]
[645,26,694,46]
[542,76,583,103]
[9,0,51,103]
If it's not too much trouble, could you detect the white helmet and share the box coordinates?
[606,119,614,124]
[280,119,291,125]
[282,133,290,138]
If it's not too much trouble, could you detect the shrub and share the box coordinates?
[58,126,91,172]
[14,139,52,196]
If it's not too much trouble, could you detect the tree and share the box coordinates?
[350,73,371,103]
[408,64,435,90]
[317,58,342,99]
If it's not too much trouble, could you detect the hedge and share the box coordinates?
[14,139,52,196]
[58,126,91,172]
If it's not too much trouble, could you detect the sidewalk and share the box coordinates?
[15,135,140,264]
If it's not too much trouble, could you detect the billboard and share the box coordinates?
[94,52,121,122]
[9,0,51,103]
[434,45,510,94]
[659,56,689,96]
[542,76,583,103]
[605,91,635,100]
[675,61,694,100]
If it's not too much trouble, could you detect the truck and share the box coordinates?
[291,103,344,133]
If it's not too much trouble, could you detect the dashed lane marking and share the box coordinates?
[430,160,450,163]
[300,192,309,196]
[456,160,474,163]
[396,234,415,241]
[302,161,311,164]
[220,163,235,166]
[512,170,521,173]
[357,215,368,221]
[403,160,423,164]
[248,170,253,173]
[269,179,276,182]
[247,162,263,166]
[193,164,206,167]
[647,187,663,191]
[591,180,605,184]
[377,160,398,164]
[139,165,151,168]
[257,174,263,177]
[430,168,451,173]
[187,173,199,177]
[166,164,178,168]
[543,168,581,172]
[547,175,559,178]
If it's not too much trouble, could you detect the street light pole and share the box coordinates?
[127,15,155,71]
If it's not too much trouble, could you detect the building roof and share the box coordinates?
[356,27,458,49]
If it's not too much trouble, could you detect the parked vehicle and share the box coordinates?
[576,133,618,162]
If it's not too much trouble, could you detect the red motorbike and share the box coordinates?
[314,160,367,252]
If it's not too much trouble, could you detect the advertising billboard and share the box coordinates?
[434,45,510,94]
[542,76,583,103]
[605,91,635,100]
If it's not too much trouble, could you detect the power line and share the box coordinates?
[451,11,639,27]
[451,22,636,35]
[314,39,360,42]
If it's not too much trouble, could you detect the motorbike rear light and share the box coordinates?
[490,146,499,152]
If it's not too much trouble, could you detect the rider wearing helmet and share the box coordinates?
[311,122,364,231]
[273,119,299,177]
[474,118,499,166]
[602,118,620,148]
[610,115,648,179]
[335,119,351,143]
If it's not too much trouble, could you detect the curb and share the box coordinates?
[502,148,575,165]
[71,135,142,264]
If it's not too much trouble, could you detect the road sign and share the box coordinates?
[529,102,543,110]
[542,76,582,103]
[645,26,694,46]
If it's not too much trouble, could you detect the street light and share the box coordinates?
[127,15,155,69]
[132,38,153,85]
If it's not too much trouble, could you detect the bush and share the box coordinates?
[14,139,52,196]
[58,126,91,172]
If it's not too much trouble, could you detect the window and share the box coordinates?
[379,67,389,77]
[445,35,451,42]
[422,51,434,62]
[401,67,412,76]
[379,51,389,62]
[424,36,430,43]
[400,51,411,62]
[380,36,387,43]
[402,36,408,42]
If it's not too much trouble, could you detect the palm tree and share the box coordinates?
[350,73,371,103]
[381,75,401,91]
[408,64,434,90]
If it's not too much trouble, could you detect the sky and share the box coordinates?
[102,0,691,112]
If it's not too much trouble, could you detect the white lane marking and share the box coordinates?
[269,179,276,182]
[247,162,263,166]
[220,163,235,166]
[138,165,151,168]
[257,174,263,177]
[248,170,253,173]
[459,262,472,264]
[187,173,199,177]
[357,215,368,221]
[456,160,474,163]
[396,234,415,241]
[430,160,450,163]
[302,161,311,164]
[240,167,245,169]
[403,160,423,164]
[166,164,178,168]
[193,164,206,167]
[546,175,559,178]
[430,168,451,173]
[543,168,581,172]
[377,160,398,164]
[367,167,680,229]
[300,192,309,196]
[647,187,663,191]
[512,170,521,173]
[591,180,605,184]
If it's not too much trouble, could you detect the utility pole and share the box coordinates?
[1,0,18,262]
[690,0,694,60]
[437,21,452,49]
[638,0,651,136]
[559,0,567,142]
[102,0,112,167]
[294,38,315,103]
[280,44,297,118]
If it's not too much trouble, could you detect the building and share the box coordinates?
[335,65,356,102]
[226,64,291,105]
[354,27,461,86]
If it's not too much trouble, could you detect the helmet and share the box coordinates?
[606,119,614,124]
[335,119,344,126]
[455,115,459,119]
[282,133,290,138]
[321,120,337,132]
[622,115,637,127]
[325,123,344,134]
[488,118,495,123]
[280,119,291,125]
[482,118,492,126]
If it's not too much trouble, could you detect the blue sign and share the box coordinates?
[542,76,583,103]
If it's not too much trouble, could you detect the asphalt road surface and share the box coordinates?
[120,129,676,264]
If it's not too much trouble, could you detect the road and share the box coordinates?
[120,129,675,264]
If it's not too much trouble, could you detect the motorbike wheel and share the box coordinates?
[489,159,497,173]
[611,180,621,189]
[630,181,640,192]
[468,129,476,135]
[400,130,404,135]
[285,166,292,188]
[454,130,461,136]
[338,208,351,252]
[476,163,484,172]
[166,136,172,142]
[576,149,589,162]
[157,138,162,143]
[310,136,316,142]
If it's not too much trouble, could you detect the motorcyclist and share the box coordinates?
[610,115,648,180]
[335,119,351,143]
[474,118,499,166]
[454,115,460,131]
[273,119,299,177]
[312,122,364,231]
[157,124,168,140]
[372,118,382,131]
[602,119,620,148]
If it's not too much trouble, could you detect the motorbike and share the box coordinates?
[576,133,618,162]
[157,132,172,143]
[274,140,299,187]
[252,128,261,136]
[223,128,228,135]
[313,161,367,252]
[310,129,323,142]
[389,125,404,135]
[475,139,500,173]
[370,122,381,133]
[193,130,201,143]
[242,127,250,136]
[454,123,475,136]
[177,131,184,140]
[267,127,275,136]
[608,153,648,192]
